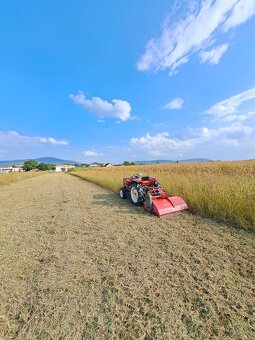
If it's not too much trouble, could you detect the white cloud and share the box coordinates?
[200,43,228,64]
[205,87,255,121]
[130,123,254,157]
[74,88,255,162]
[39,137,68,145]
[70,91,132,121]
[220,111,255,122]
[199,124,253,139]
[130,132,191,157]
[82,150,99,157]
[223,0,255,31]
[0,131,68,146]
[164,97,184,110]
[169,57,189,76]
[137,0,255,75]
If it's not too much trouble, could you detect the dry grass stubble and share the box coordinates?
[0,173,254,339]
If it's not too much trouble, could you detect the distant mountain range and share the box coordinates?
[0,157,78,166]
[135,158,211,165]
[0,157,211,167]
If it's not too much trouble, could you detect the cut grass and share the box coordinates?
[0,174,254,339]
[70,160,255,229]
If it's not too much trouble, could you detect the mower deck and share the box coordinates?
[144,196,188,217]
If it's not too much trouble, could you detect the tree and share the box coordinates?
[123,161,136,166]
[22,160,39,171]
[37,163,55,171]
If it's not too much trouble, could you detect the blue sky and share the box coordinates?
[1,0,255,163]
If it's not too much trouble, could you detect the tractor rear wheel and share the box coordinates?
[119,187,127,199]
[130,184,143,205]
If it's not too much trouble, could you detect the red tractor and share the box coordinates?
[119,174,188,218]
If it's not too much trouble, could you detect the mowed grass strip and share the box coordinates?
[0,172,45,187]
[1,173,255,339]
[70,160,255,229]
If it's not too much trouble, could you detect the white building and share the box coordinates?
[0,166,23,173]
[89,162,101,168]
[103,163,113,167]
[55,164,75,172]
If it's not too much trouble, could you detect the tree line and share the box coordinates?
[22,160,56,172]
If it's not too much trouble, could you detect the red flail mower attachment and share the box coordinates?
[119,174,188,218]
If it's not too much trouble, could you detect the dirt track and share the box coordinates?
[0,173,254,339]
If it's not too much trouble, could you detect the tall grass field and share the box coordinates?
[0,172,44,187]
[70,160,255,229]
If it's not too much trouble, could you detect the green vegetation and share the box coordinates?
[69,161,136,171]
[69,166,89,172]
[37,163,56,171]
[22,160,39,171]
[22,160,56,172]
[70,160,255,229]
[122,160,136,166]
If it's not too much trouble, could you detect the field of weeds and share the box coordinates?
[0,171,44,187]
[70,160,255,229]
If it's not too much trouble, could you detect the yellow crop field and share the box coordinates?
[0,172,44,187]
[70,160,255,229]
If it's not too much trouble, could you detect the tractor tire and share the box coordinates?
[130,183,144,206]
[145,193,153,212]
[119,187,127,199]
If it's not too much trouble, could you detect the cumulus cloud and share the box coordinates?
[70,91,132,121]
[137,0,255,75]
[0,131,68,146]
[78,88,254,161]
[131,132,191,157]
[164,97,184,110]
[200,44,228,64]
[198,124,253,139]
[205,87,255,121]
[130,123,253,157]
[82,150,99,157]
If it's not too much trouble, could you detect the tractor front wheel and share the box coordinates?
[119,187,127,199]
[144,193,153,212]
[130,184,143,206]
